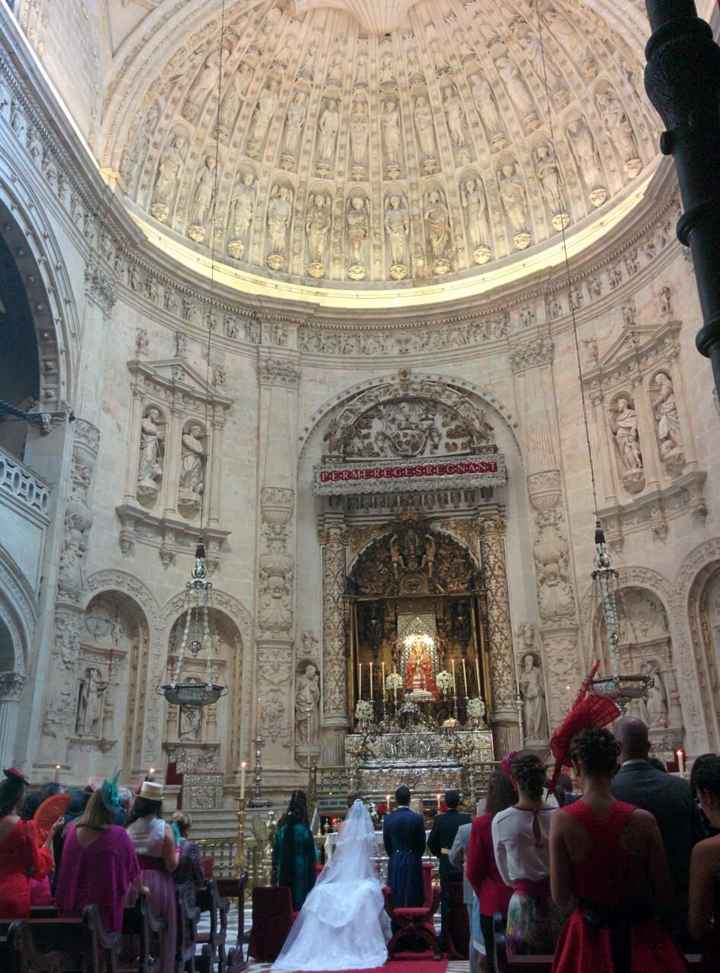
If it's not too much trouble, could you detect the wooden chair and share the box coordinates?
[248,886,297,963]
[194,880,229,973]
[216,874,247,973]
[120,892,167,973]
[176,882,200,973]
[383,861,440,960]
[445,880,469,959]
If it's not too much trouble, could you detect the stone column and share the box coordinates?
[319,513,348,766]
[478,515,520,754]
[0,673,25,768]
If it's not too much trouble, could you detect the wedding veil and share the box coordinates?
[316,798,377,886]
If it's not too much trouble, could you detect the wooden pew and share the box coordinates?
[216,875,247,973]
[176,881,200,973]
[121,892,167,973]
[0,906,120,973]
[194,880,229,973]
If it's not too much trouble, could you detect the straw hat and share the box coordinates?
[139,780,164,801]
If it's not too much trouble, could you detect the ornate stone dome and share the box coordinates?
[105,0,659,306]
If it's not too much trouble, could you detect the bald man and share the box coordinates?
[612,718,704,945]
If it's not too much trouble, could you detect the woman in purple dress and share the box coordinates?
[55,778,140,933]
[127,781,178,973]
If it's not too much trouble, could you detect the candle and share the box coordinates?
[461,658,468,697]
[54,765,60,783]
[451,658,457,694]
[436,792,442,810]
[358,662,362,700]
[386,793,391,811]
[149,767,155,777]
[393,668,398,704]
[676,747,686,775]
[475,655,482,696]
[369,661,374,701]
[382,662,386,699]
[240,760,247,800]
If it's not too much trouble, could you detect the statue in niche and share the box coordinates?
[421,534,437,578]
[519,651,549,743]
[218,71,245,142]
[182,53,221,123]
[187,157,216,244]
[346,195,369,280]
[178,423,206,513]
[631,660,669,728]
[461,177,491,265]
[496,56,536,123]
[659,286,673,318]
[652,371,684,469]
[137,407,164,498]
[415,96,438,173]
[295,662,320,746]
[535,142,569,231]
[282,90,307,164]
[151,134,187,223]
[381,99,402,177]
[444,86,466,149]
[424,190,452,275]
[266,184,293,270]
[610,396,644,492]
[227,172,256,260]
[498,161,531,250]
[470,74,504,146]
[596,89,642,177]
[179,705,202,741]
[384,194,410,280]
[567,117,607,207]
[350,96,370,177]
[305,192,332,279]
[316,100,340,173]
[76,666,106,737]
[248,81,278,155]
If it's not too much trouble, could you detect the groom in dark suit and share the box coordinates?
[383,784,426,907]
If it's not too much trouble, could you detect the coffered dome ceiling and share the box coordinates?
[105,0,659,307]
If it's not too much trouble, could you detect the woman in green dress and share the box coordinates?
[274,790,316,910]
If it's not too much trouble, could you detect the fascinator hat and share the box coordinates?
[100,771,122,813]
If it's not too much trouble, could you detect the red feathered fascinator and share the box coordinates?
[548,662,620,792]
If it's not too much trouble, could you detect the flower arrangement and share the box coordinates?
[467,696,486,719]
[436,670,454,694]
[355,699,374,723]
[385,672,403,692]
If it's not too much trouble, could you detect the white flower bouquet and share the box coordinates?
[355,699,374,723]
[385,672,403,692]
[436,670,454,693]
[467,696,486,719]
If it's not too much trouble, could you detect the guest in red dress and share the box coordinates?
[688,754,720,971]
[467,770,516,971]
[0,768,56,918]
[550,728,686,973]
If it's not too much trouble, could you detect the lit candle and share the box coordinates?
[475,655,482,697]
[54,764,60,783]
[369,661,374,701]
[358,662,362,700]
[386,793,391,811]
[149,767,155,778]
[382,662,386,699]
[436,792,442,810]
[240,760,247,800]
[451,658,457,694]
[676,747,686,775]
[461,658,468,697]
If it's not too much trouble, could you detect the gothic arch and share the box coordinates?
[0,544,38,676]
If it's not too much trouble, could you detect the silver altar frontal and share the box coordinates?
[344,727,495,799]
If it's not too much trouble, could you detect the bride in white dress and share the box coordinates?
[272,799,391,971]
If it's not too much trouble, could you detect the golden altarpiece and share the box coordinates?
[312,378,519,805]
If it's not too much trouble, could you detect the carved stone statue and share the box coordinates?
[498,161,531,250]
[384,193,410,280]
[282,90,307,164]
[424,189,452,274]
[534,142,569,231]
[350,95,370,176]
[496,56,536,123]
[179,705,203,741]
[75,666,106,737]
[611,396,644,492]
[596,89,642,177]
[415,96,438,172]
[346,195,369,280]
[178,423,206,513]
[137,407,164,498]
[316,99,340,171]
[461,177,491,264]
[519,651,549,743]
[306,192,332,278]
[381,99,402,177]
[567,117,607,207]
[444,86,466,148]
[643,660,669,729]
[227,172,256,259]
[151,134,186,223]
[266,183,293,270]
[182,53,221,124]
[652,371,684,469]
[218,71,246,142]
[248,81,278,154]
[295,663,320,746]
[187,157,216,244]
[470,74,504,146]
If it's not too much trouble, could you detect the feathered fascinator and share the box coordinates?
[100,771,121,812]
[548,662,620,792]
[4,767,29,785]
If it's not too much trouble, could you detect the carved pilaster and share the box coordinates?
[319,513,348,764]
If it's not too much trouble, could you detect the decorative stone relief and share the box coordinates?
[187,156,216,244]
[227,171,256,260]
[346,194,370,281]
[320,516,348,722]
[266,183,293,271]
[516,625,549,745]
[305,192,332,279]
[497,160,530,250]
[478,516,517,724]
[384,193,410,280]
[609,394,645,495]
[177,421,207,516]
[651,371,685,474]
[58,420,100,604]
[424,188,452,275]
[258,488,295,637]
[295,660,320,746]
[461,176,491,265]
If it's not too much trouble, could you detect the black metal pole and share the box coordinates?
[644,0,720,395]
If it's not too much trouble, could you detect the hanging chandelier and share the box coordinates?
[160,543,226,707]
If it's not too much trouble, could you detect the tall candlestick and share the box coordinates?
[393,668,398,705]
[369,661,374,701]
[461,658,468,696]
[381,662,386,699]
[358,662,362,700]
[475,655,482,697]
[240,760,247,800]
[451,658,457,694]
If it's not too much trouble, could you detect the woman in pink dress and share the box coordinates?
[55,779,140,933]
[0,768,56,918]
[127,781,178,973]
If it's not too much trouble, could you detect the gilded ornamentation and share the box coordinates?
[478,518,517,719]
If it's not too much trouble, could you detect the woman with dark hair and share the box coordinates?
[127,782,178,973]
[690,754,719,839]
[0,768,58,917]
[688,754,720,968]
[551,727,685,973]
[273,790,316,910]
[467,770,516,971]
[171,811,204,885]
[491,752,559,956]
[55,780,140,932]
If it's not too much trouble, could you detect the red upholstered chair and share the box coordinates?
[383,861,440,960]
[248,886,297,963]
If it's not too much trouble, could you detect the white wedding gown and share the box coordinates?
[272,800,391,971]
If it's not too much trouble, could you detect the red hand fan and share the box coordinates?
[34,793,71,842]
